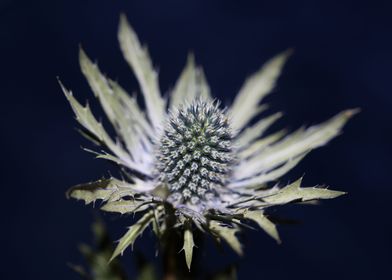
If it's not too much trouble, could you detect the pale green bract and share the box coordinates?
[62,14,356,271]
[182,222,195,271]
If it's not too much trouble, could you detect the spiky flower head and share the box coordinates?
[62,15,356,270]
[156,100,236,209]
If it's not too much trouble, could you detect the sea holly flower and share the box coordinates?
[62,15,356,271]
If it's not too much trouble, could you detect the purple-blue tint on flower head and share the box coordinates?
[156,99,236,209]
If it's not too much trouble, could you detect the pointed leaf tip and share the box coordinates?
[183,226,195,271]
[109,211,154,262]
[187,52,195,65]
[263,177,346,205]
[344,108,361,118]
[209,221,243,256]
[243,211,281,243]
[230,50,291,130]
[118,13,165,129]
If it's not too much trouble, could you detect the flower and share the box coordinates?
[61,15,356,270]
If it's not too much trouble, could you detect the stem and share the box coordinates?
[161,204,203,280]
[162,228,182,280]
[161,205,185,280]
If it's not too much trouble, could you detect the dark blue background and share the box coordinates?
[1,0,391,279]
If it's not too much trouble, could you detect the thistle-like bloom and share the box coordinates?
[62,15,356,270]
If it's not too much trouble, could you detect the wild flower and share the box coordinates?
[61,15,356,271]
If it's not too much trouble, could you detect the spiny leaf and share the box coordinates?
[94,152,131,167]
[182,223,195,271]
[238,130,286,160]
[263,177,346,205]
[230,50,292,131]
[110,211,154,262]
[79,49,154,168]
[170,53,211,109]
[209,221,243,255]
[235,109,359,180]
[243,210,281,243]
[151,207,164,238]
[60,81,149,176]
[101,200,148,215]
[231,152,307,188]
[170,53,196,109]
[66,178,134,205]
[108,79,153,137]
[198,67,211,102]
[235,112,283,148]
[67,179,118,205]
[118,14,165,129]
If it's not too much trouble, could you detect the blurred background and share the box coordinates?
[1,0,391,279]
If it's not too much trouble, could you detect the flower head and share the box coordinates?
[156,99,236,210]
[62,15,356,270]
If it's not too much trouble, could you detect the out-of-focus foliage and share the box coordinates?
[68,218,127,280]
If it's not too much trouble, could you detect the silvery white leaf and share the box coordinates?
[209,221,243,255]
[118,15,165,130]
[110,211,154,262]
[235,109,358,180]
[60,82,149,175]
[79,49,154,169]
[262,177,346,205]
[230,50,291,131]
[101,200,149,214]
[66,178,134,205]
[182,224,195,271]
[170,54,211,109]
[242,210,280,243]
[235,112,283,148]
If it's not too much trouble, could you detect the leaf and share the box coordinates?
[60,81,149,176]
[230,152,307,188]
[230,50,291,131]
[110,211,154,262]
[182,224,195,271]
[235,112,283,147]
[118,14,165,130]
[209,221,243,255]
[151,207,164,238]
[235,109,358,180]
[79,48,154,167]
[263,177,346,205]
[94,152,132,168]
[170,53,211,109]
[238,130,286,159]
[67,179,118,205]
[243,210,281,243]
[108,80,154,138]
[66,178,134,205]
[198,67,211,102]
[79,48,118,127]
[101,200,148,214]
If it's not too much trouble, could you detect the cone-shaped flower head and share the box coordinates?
[62,15,357,270]
[156,100,235,208]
